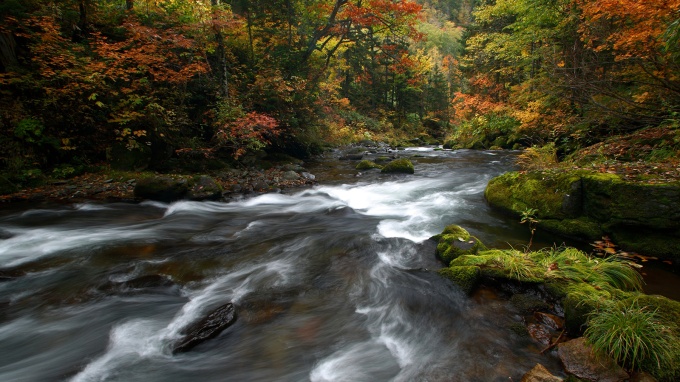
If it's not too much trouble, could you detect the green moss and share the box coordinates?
[486,169,680,260]
[439,238,486,265]
[544,280,570,300]
[539,218,603,241]
[438,266,481,295]
[563,284,614,335]
[381,158,415,174]
[435,225,488,265]
[355,160,383,170]
[485,170,581,220]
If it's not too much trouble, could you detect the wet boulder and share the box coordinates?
[557,337,629,382]
[173,303,237,353]
[381,158,414,174]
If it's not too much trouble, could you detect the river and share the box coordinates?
[0,148,600,381]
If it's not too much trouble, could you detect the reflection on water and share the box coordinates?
[0,149,576,381]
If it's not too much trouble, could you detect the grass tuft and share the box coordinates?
[585,300,679,373]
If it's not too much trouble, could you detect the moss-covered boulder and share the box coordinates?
[485,170,680,261]
[433,225,487,265]
[438,266,481,295]
[381,158,415,174]
[188,175,223,201]
[355,160,383,170]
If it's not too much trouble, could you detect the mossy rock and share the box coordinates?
[582,173,680,229]
[381,158,415,174]
[355,160,383,170]
[540,218,604,241]
[434,225,487,265]
[188,175,223,201]
[485,169,680,260]
[484,170,583,220]
[438,266,481,295]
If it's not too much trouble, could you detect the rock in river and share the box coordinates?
[173,303,237,353]
[557,337,628,382]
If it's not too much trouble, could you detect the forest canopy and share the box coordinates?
[1,0,679,189]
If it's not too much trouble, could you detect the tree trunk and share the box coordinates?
[211,0,229,97]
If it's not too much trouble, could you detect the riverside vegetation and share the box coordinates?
[434,224,680,381]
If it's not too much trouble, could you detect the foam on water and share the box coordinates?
[0,226,155,267]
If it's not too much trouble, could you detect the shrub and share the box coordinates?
[516,143,558,171]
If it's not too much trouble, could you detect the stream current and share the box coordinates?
[0,149,566,381]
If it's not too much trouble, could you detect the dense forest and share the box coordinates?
[1,0,679,192]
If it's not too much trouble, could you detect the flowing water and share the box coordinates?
[0,149,600,381]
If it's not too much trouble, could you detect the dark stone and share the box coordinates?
[521,363,564,382]
[282,171,300,181]
[173,303,237,353]
[557,337,629,382]
[251,180,269,191]
[134,176,188,202]
[121,274,174,289]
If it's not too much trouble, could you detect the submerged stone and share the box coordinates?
[173,303,237,353]
[520,363,563,382]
